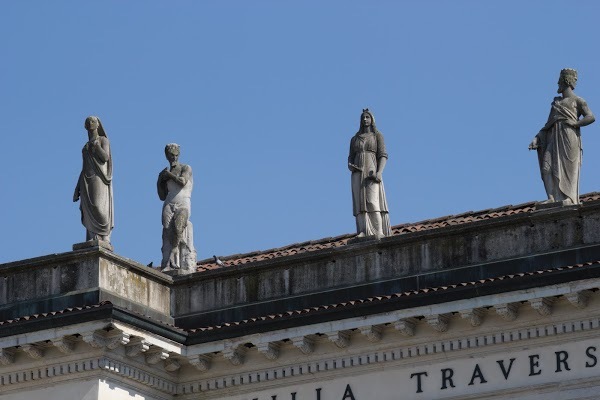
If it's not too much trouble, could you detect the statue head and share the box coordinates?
[84,116,107,137]
[558,68,578,93]
[358,108,379,134]
[165,143,180,164]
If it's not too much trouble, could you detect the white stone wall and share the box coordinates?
[0,378,98,400]
[98,378,166,400]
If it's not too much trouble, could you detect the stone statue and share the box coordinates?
[157,143,197,272]
[348,109,391,238]
[529,69,596,205]
[73,116,114,247]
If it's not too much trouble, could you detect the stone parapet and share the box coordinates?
[171,201,600,328]
[0,247,172,324]
[2,200,600,332]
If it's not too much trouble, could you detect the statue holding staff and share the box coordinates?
[529,69,595,205]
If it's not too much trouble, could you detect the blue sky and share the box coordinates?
[1,1,599,264]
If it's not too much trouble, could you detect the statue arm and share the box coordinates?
[164,165,191,187]
[73,172,82,202]
[348,137,357,172]
[375,157,387,182]
[576,99,596,128]
[374,132,388,182]
[178,165,192,187]
[92,137,110,163]
[530,107,554,150]
[157,172,167,201]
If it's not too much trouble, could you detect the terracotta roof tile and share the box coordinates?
[0,301,113,327]
[197,192,600,272]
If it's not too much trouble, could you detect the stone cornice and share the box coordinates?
[176,314,600,398]
[2,281,600,397]
[0,356,177,396]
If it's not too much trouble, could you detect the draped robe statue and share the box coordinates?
[73,116,114,245]
[348,109,391,238]
[529,69,595,205]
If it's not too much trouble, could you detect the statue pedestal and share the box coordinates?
[535,200,579,211]
[347,234,383,245]
[73,239,114,252]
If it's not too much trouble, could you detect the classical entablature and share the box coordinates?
[3,193,600,399]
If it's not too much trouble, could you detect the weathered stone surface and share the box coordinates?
[0,348,15,365]
[157,143,196,273]
[145,347,169,365]
[52,337,76,354]
[348,109,390,238]
[257,342,280,360]
[529,69,595,206]
[126,339,151,358]
[566,290,592,309]
[223,346,245,366]
[188,354,212,371]
[292,336,315,354]
[0,249,171,324]
[529,297,555,316]
[73,239,113,252]
[494,303,519,321]
[21,344,44,359]
[394,319,416,336]
[459,308,485,327]
[359,325,383,342]
[73,116,114,245]
[327,331,351,348]
[426,314,449,332]
[5,197,600,341]
[164,357,181,372]
[172,201,600,329]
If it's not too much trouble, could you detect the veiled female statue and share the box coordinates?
[73,116,114,244]
[348,109,391,238]
[529,69,596,205]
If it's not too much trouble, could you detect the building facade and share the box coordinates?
[3,194,600,399]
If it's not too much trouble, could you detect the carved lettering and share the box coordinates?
[468,364,488,386]
[341,384,356,400]
[496,358,516,379]
[440,368,455,390]
[410,371,427,393]
[316,388,322,400]
[586,346,597,368]
[555,351,571,372]
[529,354,542,376]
